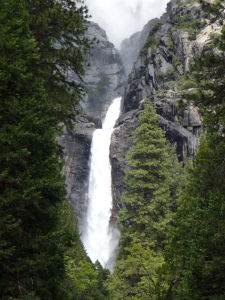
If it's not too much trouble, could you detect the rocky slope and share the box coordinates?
[60,22,125,230]
[111,0,221,215]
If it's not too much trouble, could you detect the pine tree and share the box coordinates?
[161,2,225,298]
[25,0,90,128]
[0,1,108,299]
[59,203,110,300]
[119,101,176,251]
[0,1,87,298]
[164,133,225,300]
[107,100,182,299]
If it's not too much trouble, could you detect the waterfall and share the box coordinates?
[82,97,121,271]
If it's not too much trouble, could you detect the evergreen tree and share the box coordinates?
[25,0,90,128]
[0,1,104,299]
[164,133,225,300]
[107,100,182,299]
[161,2,225,298]
[59,204,110,300]
[0,1,67,298]
[119,101,177,252]
[0,1,109,298]
[184,1,225,132]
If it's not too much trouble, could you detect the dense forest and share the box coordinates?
[107,1,225,299]
[0,0,108,299]
[0,0,225,299]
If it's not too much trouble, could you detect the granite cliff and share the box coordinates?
[82,22,125,119]
[60,0,222,231]
[110,0,221,217]
[60,21,125,231]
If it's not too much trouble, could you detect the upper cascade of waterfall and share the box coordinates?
[103,98,121,129]
[82,97,122,271]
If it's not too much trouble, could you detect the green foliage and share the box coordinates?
[61,204,110,299]
[107,241,165,300]
[181,25,225,132]
[25,0,90,128]
[0,1,104,299]
[160,6,225,299]
[158,58,162,67]
[64,258,108,300]
[141,21,162,56]
[0,2,67,298]
[167,38,174,51]
[52,202,109,300]
[120,101,176,247]
[163,134,225,299]
[108,4,224,300]
[174,13,203,40]
[199,0,225,21]
[172,57,182,69]
[3,0,225,299]
[158,67,179,83]
[107,100,183,299]
[177,75,197,90]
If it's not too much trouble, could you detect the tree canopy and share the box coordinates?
[160,2,225,298]
[107,101,183,299]
[0,1,107,299]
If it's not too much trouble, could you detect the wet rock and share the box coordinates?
[58,113,97,231]
[82,22,125,119]
[110,109,140,220]
[60,22,125,230]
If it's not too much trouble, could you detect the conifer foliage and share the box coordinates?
[26,0,90,128]
[107,100,181,299]
[0,1,66,298]
[119,101,176,252]
[0,1,106,299]
[161,2,225,298]
[164,134,225,300]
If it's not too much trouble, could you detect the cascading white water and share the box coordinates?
[82,97,121,271]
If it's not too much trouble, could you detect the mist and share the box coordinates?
[85,0,170,49]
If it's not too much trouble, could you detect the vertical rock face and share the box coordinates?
[60,0,221,233]
[58,113,99,233]
[110,0,222,216]
[60,22,125,230]
[120,19,159,77]
[82,22,125,120]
